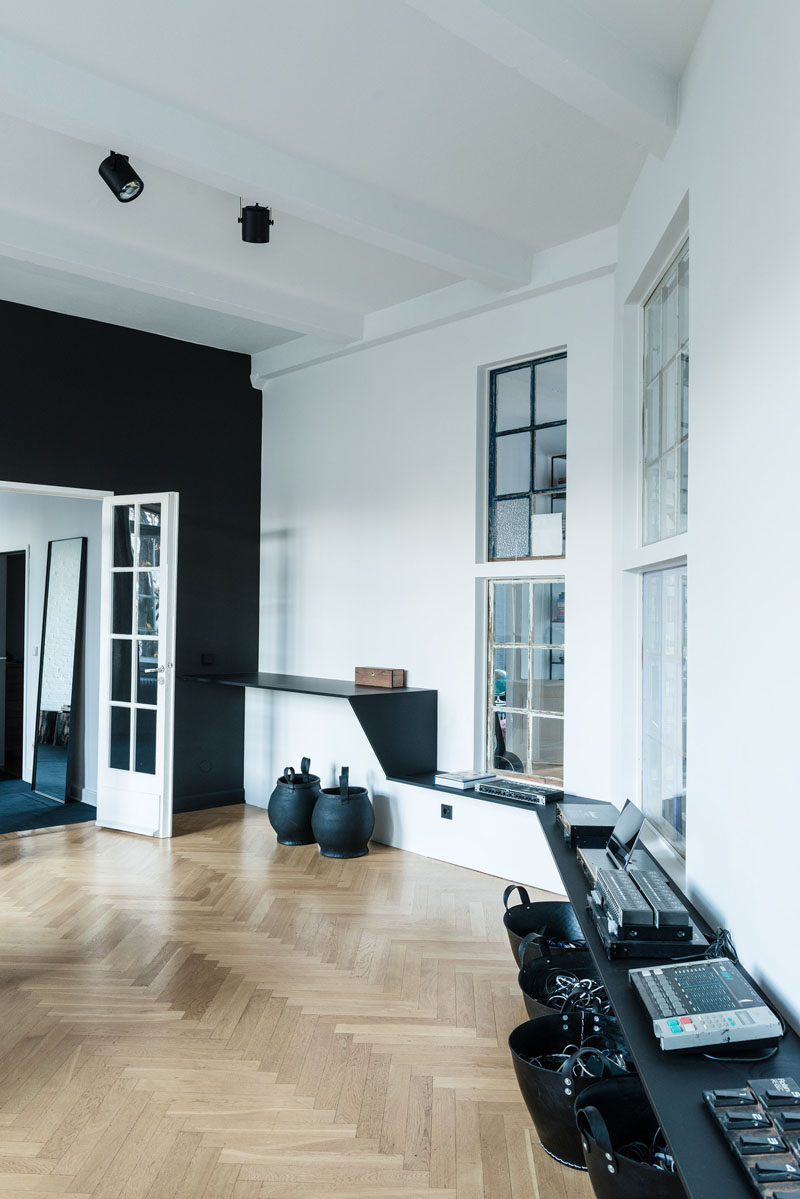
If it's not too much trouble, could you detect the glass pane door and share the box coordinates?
[109,502,161,775]
[97,492,178,838]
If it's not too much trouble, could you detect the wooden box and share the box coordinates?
[355,667,407,688]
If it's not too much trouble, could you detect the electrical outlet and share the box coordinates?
[440,804,453,820]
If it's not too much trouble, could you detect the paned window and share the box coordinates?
[488,355,566,560]
[488,578,564,782]
[643,243,689,544]
[642,564,687,854]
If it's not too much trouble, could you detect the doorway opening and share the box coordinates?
[1,550,26,781]
[0,481,108,835]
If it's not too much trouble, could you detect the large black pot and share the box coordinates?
[509,1012,631,1168]
[312,766,374,858]
[517,940,605,1021]
[267,757,321,845]
[503,884,586,963]
[574,1077,686,1198]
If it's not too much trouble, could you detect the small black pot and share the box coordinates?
[502,884,586,963]
[267,757,320,845]
[312,766,374,858]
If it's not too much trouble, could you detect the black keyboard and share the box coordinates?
[627,867,691,927]
[596,868,653,926]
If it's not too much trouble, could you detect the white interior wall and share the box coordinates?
[246,271,616,894]
[246,0,800,1028]
[615,0,800,1023]
[0,491,102,800]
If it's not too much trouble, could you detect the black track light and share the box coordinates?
[99,152,144,202]
[239,202,274,243]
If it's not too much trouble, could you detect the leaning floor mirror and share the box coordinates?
[32,537,87,802]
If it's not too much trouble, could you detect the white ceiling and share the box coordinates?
[0,0,712,367]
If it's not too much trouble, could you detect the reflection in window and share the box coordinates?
[488,355,567,560]
[488,578,564,783]
[643,243,689,544]
[642,564,687,854]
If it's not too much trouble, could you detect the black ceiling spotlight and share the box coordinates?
[98,152,144,202]
[239,201,274,243]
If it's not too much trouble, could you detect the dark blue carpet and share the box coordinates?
[0,777,95,834]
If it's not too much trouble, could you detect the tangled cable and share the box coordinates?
[540,967,613,1016]
[618,1127,676,1173]
[526,1035,633,1079]
[705,927,738,962]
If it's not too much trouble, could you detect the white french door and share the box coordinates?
[96,492,178,837]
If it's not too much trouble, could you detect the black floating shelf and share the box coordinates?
[181,673,438,779]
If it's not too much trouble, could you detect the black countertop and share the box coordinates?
[536,797,800,1199]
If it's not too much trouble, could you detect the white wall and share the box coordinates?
[247,271,616,894]
[0,491,102,800]
[614,0,800,1022]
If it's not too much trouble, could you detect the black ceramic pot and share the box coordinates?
[267,757,321,845]
[312,766,374,858]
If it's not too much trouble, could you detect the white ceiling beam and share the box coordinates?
[252,225,618,383]
[0,206,363,343]
[0,34,532,291]
[404,0,677,156]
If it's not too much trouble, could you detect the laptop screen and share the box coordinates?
[606,800,645,868]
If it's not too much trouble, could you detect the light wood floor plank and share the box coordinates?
[0,805,592,1197]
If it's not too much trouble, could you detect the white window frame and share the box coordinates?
[620,202,690,880]
[640,561,687,856]
[641,240,689,548]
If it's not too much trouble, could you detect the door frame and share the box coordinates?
[1,483,117,796]
[96,492,179,838]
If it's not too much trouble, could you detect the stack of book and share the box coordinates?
[433,770,497,790]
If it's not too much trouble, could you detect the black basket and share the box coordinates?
[574,1077,686,1198]
[502,884,586,963]
[509,1012,631,1169]
[517,942,605,1021]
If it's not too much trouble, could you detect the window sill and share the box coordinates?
[476,558,567,578]
[623,532,687,573]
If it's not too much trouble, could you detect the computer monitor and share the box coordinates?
[605,799,645,869]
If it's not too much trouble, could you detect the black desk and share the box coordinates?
[536,798,800,1199]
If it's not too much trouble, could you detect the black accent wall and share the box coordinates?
[0,299,261,812]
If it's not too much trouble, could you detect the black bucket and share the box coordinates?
[509,1012,632,1169]
[503,884,586,963]
[517,939,606,1021]
[574,1077,686,1198]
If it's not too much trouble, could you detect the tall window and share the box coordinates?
[488,578,564,782]
[642,565,687,853]
[643,243,689,544]
[488,354,566,560]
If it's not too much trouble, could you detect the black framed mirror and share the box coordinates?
[31,537,87,803]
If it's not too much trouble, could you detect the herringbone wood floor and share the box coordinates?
[0,805,594,1198]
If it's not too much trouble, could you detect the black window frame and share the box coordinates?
[488,352,567,562]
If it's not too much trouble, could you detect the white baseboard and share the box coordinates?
[69,786,97,806]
